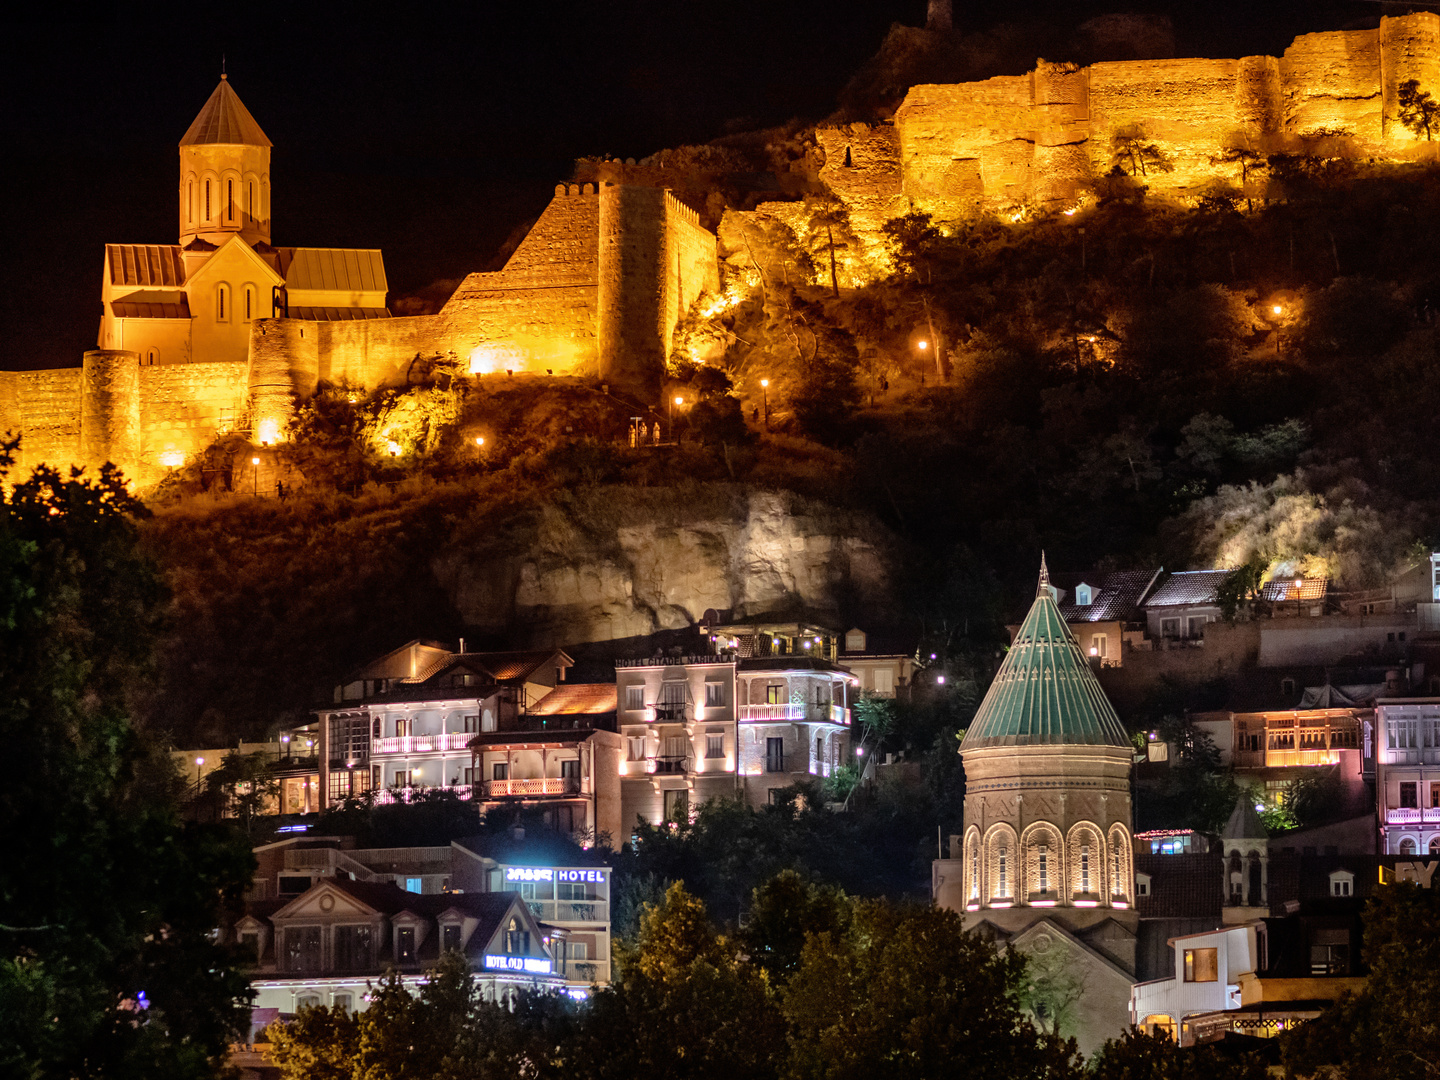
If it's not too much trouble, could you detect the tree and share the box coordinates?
[203,749,281,832]
[1109,125,1174,179]
[0,445,255,1080]
[1398,79,1439,142]
[577,882,786,1080]
[782,899,1083,1080]
[1282,882,1440,1080]
[740,871,850,984]
[1090,1027,1269,1079]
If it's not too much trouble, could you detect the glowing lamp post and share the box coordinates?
[670,396,683,439]
[760,379,769,430]
[1272,304,1284,356]
[251,456,259,497]
[195,756,204,788]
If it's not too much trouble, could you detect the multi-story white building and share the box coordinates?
[614,652,857,827]
[1375,696,1440,855]
[1131,925,1252,1044]
[488,862,612,986]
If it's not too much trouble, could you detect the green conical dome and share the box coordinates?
[961,556,1130,750]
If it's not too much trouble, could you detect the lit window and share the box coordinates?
[227,179,234,222]
[998,846,1008,897]
[205,179,211,221]
[1183,948,1218,982]
[970,840,979,899]
[766,684,784,705]
[244,285,254,322]
[705,681,724,707]
[1038,844,1049,894]
[1080,844,1091,893]
[217,283,229,323]
[706,735,724,759]
[187,179,194,224]
[624,685,644,711]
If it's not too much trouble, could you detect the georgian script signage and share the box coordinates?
[504,867,606,884]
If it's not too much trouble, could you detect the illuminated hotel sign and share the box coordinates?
[483,955,553,974]
[504,867,606,884]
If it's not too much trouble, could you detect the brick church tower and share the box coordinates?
[934,555,1139,1056]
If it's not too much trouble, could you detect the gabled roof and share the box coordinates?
[527,682,617,716]
[1056,568,1161,623]
[107,244,186,287]
[180,76,272,147]
[1144,569,1234,608]
[111,299,191,319]
[961,556,1130,750]
[277,247,388,293]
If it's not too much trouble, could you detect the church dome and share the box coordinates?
[180,76,272,147]
[961,556,1131,750]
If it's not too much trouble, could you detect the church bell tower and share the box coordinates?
[178,75,272,249]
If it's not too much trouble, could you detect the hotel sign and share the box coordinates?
[483,955,553,974]
[504,867,606,884]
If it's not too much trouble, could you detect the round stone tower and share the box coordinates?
[958,555,1137,929]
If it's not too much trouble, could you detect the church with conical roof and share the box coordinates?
[935,555,1140,1056]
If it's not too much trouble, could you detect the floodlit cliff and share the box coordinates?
[436,486,891,644]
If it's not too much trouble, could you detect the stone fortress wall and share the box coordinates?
[824,14,1439,226]
[2,15,1434,485]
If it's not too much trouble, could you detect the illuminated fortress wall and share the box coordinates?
[829,13,1440,223]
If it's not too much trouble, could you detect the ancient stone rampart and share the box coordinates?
[852,13,1440,218]
[0,367,84,475]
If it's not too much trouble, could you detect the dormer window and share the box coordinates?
[845,629,867,652]
[1136,872,1151,897]
[1329,870,1354,897]
[1076,584,1093,607]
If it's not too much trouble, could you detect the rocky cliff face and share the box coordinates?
[435,486,894,645]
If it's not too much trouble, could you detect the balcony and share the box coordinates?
[652,755,689,775]
[1386,807,1440,825]
[523,899,610,923]
[372,733,476,754]
[482,776,582,798]
[649,703,691,723]
[737,703,849,725]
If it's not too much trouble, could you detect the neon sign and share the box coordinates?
[504,867,606,884]
[483,955,552,974]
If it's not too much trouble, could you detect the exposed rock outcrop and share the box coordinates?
[435,486,894,646]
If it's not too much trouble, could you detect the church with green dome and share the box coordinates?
[934,555,1140,1057]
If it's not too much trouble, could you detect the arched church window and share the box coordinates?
[1401,837,1417,855]
[1038,845,1049,894]
[998,846,1008,897]
[248,181,255,221]
[146,348,158,366]
[227,179,235,222]
[969,839,979,899]
[187,180,194,224]
[205,179,211,222]
[244,285,255,322]
[1081,845,1091,893]
[217,283,230,323]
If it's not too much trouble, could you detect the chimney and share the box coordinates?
[459,637,466,655]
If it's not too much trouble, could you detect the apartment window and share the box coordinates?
[706,734,724,759]
[663,788,689,823]
[1183,948,1218,982]
[333,925,373,971]
[463,767,478,785]
[874,667,895,694]
[393,769,412,788]
[1431,782,1440,808]
[766,684,784,705]
[1310,933,1350,975]
[296,993,322,1010]
[1136,874,1151,897]
[1091,634,1107,659]
[463,714,479,733]
[627,737,647,761]
[442,924,462,952]
[1160,617,1181,639]
[404,877,422,893]
[1038,845,1049,894]
[397,927,416,963]
[395,717,412,737]
[558,881,595,902]
[1281,678,1297,697]
[661,682,686,707]
[705,681,724,707]
[560,758,580,779]
[1076,584,1093,606]
[624,685,645,711]
[765,737,785,773]
[332,993,353,1014]
[284,926,322,973]
[1401,782,1419,809]
[492,762,508,781]
[238,932,259,960]
[1080,845,1091,893]
[1401,838,1418,855]
[1187,616,1207,639]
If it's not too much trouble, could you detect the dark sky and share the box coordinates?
[1,2,1375,370]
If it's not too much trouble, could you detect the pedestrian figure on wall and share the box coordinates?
[652,423,661,446]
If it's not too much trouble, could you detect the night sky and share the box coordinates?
[2,2,1375,370]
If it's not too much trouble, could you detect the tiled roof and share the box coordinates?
[1261,578,1329,602]
[737,657,852,675]
[287,306,390,321]
[1145,569,1234,608]
[1222,794,1268,840]
[111,299,191,319]
[472,651,565,682]
[180,77,272,147]
[278,247,388,293]
[961,565,1130,749]
[107,244,185,287]
[1057,568,1160,623]
[1134,853,1224,919]
[528,683,616,716]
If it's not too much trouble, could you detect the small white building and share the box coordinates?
[1130,925,1254,1045]
[1375,696,1440,855]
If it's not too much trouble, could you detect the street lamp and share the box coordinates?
[251,457,259,497]
[195,756,204,788]
[759,379,769,429]
[670,395,683,439]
